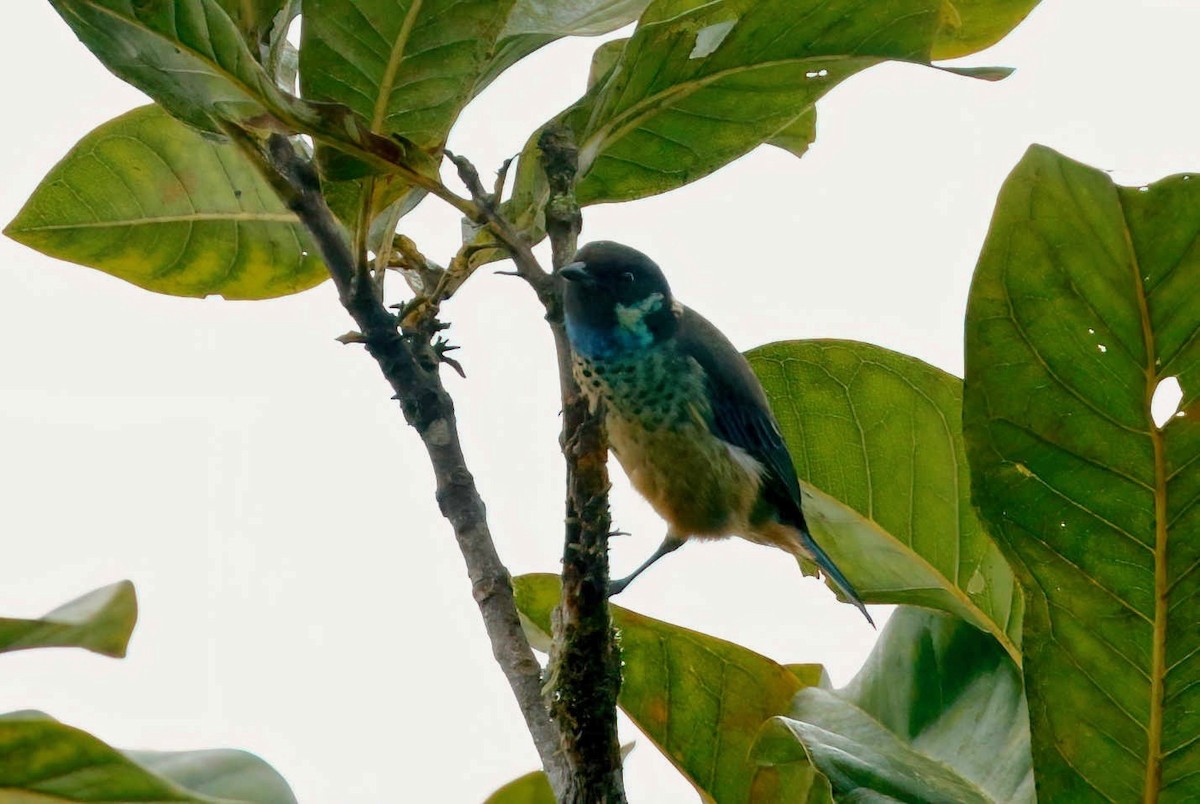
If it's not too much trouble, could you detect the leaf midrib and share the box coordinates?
[372,0,423,133]
[11,212,298,231]
[1122,193,1168,804]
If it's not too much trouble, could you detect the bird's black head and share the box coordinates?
[561,241,678,358]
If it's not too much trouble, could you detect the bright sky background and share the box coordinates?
[1,1,1197,801]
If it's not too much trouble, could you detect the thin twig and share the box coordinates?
[224,125,570,797]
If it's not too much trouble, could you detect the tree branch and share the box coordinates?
[539,126,626,804]
[225,127,571,797]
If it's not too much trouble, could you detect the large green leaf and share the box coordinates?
[749,340,1021,663]
[963,145,1200,801]
[754,607,1032,803]
[299,0,517,150]
[5,105,326,300]
[0,712,295,803]
[502,0,1038,237]
[0,582,136,659]
[514,574,832,803]
[45,0,290,134]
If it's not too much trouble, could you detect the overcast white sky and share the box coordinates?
[1,1,1197,801]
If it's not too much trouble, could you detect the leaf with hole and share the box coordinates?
[748,340,1021,662]
[0,582,136,659]
[963,145,1200,801]
[5,105,326,300]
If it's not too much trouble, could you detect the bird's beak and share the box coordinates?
[559,262,591,283]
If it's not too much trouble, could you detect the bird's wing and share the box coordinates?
[675,306,804,521]
[675,306,872,623]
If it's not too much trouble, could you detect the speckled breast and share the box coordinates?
[572,346,760,537]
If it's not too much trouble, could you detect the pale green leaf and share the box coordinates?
[0,582,135,659]
[748,340,1021,663]
[964,145,1200,801]
[0,712,295,803]
[5,105,326,300]
[754,607,1032,803]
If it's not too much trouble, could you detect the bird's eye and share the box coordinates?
[620,272,635,284]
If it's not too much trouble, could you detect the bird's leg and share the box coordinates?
[607,531,686,597]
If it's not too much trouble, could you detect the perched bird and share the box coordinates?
[561,241,872,624]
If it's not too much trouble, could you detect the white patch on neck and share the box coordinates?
[614,292,664,332]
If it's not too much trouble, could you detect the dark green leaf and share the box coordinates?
[5,105,326,300]
[749,340,1021,663]
[299,0,517,150]
[514,574,828,802]
[0,712,295,803]
[754,608,1032,803]
[964,145,1200,801]
[46,0,291,134]
[0,582,135,659]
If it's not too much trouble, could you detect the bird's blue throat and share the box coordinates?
[565,292,666,360]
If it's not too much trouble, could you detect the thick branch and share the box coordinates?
[228,128,570,796]
[540,126,626,804]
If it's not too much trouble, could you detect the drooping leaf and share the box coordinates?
[5,105,326,300]
[514,574,831,803]
[46,0,291,134]
[756,607,1031,803]
[963,145,1200,801]
[0,712,296,803]
[0,582,136,659]
[748,340,1021,663]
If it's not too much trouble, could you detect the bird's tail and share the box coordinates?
[791,528,874,627]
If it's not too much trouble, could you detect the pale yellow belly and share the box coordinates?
[607,412,762,539]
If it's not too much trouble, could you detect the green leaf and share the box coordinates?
[748,340,1021,663]
[514,574,831,802]
[931,0,1040,60]
[766,108,816,159]
[502,0,1037,240]
[0,582,136,659]
[963,146,1200,801]
[500,0,653,37]
[5,105,326,300]
[46,0,290,134]
[299,0,517,150]
[754,607,1032,803]
[0,712,296,803]
[215,0,289,48]
[483,770,555,804]
[484,746,633,804]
